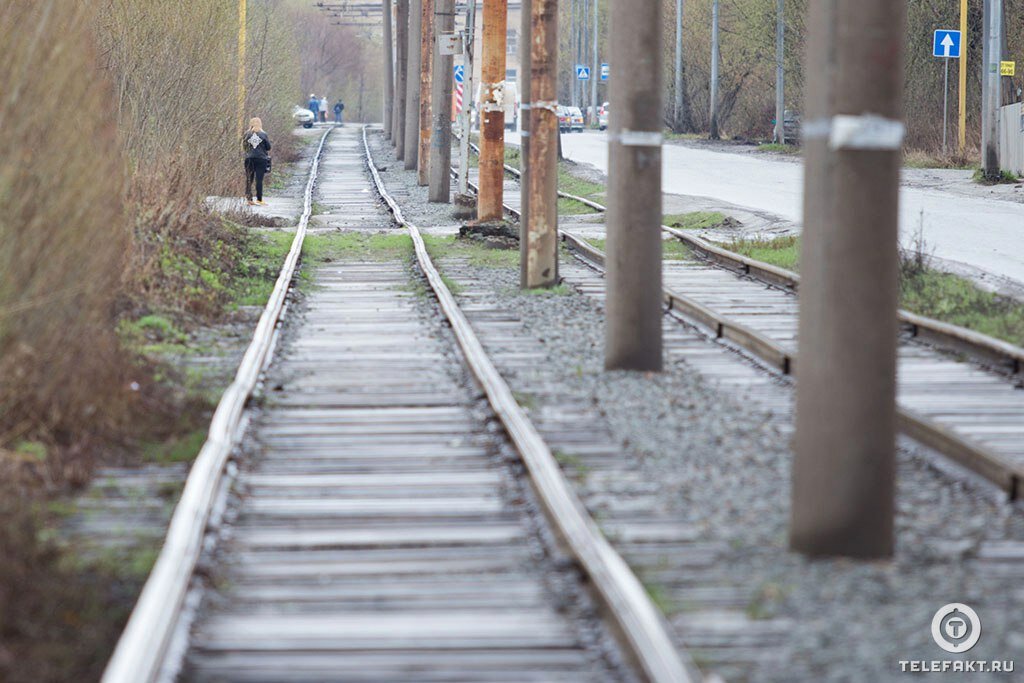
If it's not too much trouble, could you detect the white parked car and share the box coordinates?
[598,102,609,131]
[293,106,315,128]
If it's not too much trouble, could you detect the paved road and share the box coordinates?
[509,130,1024,290]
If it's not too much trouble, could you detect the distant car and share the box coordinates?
[293,106,315,128]
[567,106,585,133]
[557,106,572,133]
[598,102,609,131]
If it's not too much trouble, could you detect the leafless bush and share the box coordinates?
[0,0,132,458]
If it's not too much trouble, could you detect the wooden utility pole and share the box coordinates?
[524,0,559,289]
[519,0,532,285]
[709,0,720,139]
[982,0,1002,177]
[418,0,435,184]
[428,0,454,202]
[404,0,423,170]
[477,0,507,223]
[605,0,663,371]
[383,0,395,139]
[791,0,906,558]
[394,0,409,157]
[774,0,785,145]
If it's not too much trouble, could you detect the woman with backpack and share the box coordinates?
[242,117,272,206]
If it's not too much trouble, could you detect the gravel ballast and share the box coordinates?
[367,129,1024,683]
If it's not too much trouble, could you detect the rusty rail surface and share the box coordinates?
[462,141,1024,500]
[368,127,699,683]
[102,128,333,683]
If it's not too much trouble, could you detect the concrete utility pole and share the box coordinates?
[418,0,435,184]
[457,0,477,196]
[590,0,599,126]
[570,0,578,108]
[709,0,720,139]
[404,0,423,170]
[519,0,532,285]
[477,0,508,223]
[982,0,1003,177]
[524,0,560,289]
[383,0,395,139]
[394,0,409,157]
[605,0,663,371]
[673,0,684,132]
[791,0,906,559]
[774,0,785,145]
[428,0,454,202]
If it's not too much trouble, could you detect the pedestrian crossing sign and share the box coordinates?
[576,65,591,81]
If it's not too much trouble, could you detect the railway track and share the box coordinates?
[103,126,698,683]
[460,143,1024,500]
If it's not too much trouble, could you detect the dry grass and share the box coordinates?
[1,1,304,678]
[0,0,133,478]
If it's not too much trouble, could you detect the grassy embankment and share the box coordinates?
[0,1,302,679]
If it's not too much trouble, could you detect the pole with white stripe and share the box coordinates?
[605,0,663,371]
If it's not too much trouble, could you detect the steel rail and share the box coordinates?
[365,127,698,683]
[460,141,1024,499]
[102,128,333,683]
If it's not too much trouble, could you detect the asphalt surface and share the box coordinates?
[507,130,1024,290]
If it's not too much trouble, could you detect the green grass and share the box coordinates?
[901,266,1024,345]
[757,143,801,155]
[973,168,1020,184]
[303,232,414,263]
[231,231,295,306]
[721,234,1024,346]
[140,428,208,465]
[663,211,730,231]
[723,235,801,271]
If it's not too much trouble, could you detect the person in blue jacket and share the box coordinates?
[308,94,319,121]
[333,100,345,125]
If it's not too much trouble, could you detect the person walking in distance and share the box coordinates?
[318,96,329,123]
[243,117,272,206]
[333,99,345,125]
[308,93,319,122]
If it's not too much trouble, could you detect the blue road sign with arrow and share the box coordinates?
[933,30,961,59]
[453,64,465,83]
[576,65,591,81]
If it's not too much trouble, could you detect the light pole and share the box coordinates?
[774,0,785,145]
[709,0,720,139]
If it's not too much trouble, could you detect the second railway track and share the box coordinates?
[458,141,1024,499]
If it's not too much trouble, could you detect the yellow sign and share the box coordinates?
[1001,61,1016,77]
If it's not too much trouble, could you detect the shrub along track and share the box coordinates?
[102,125,699,683]
[462,142,1024,500]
